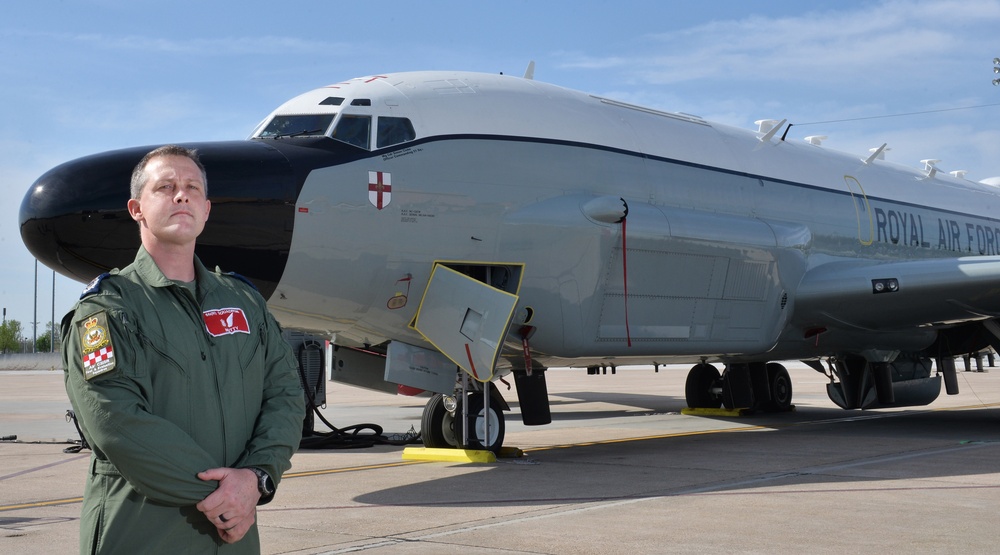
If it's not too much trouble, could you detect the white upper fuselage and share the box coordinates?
[258,71,1000,367]
[262,71,996,216]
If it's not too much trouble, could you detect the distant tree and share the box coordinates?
[36,330,52,353]
[35,321,58,353]
[0,319,24,353]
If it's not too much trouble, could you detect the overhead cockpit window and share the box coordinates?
[377,117,416,149]
[257,114,335,138]
[331,115,371,149]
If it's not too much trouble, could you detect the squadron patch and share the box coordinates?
[203,307,251,337]
[80,312,116,380]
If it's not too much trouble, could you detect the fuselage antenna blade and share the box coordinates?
[758,118,787,143]
[864,143,888,165]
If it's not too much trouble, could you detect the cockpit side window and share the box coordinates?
[377,117,416,149]
[257,114,335,138]
[331,115,371,149]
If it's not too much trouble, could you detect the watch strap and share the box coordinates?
[248,466,275,505]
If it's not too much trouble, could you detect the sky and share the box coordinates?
[3,0,1000,338]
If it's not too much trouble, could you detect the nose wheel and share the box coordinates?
[455,389,505,453]
[420,386,506,454]
[420,393,458,449]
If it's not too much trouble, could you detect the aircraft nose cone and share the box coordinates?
[20,141,300,299]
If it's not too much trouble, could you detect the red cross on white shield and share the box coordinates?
[368,171,391,210]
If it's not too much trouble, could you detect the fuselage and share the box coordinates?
[20,70,1000,371]
[259,72,1000,366]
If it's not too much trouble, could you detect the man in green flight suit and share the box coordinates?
[62,145,305,554]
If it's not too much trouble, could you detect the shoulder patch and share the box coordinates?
[80,272,112,299]
[221,271,259,292]
[79,311,116,380]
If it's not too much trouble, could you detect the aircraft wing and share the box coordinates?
[794,256,1000,331]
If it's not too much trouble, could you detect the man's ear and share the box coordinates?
[127,198,142,223]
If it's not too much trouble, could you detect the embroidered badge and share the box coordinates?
[80,272,111,299]
[203,308,251,337]
[80,312,116,380]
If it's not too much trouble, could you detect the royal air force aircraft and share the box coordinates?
[20,67,1000,453]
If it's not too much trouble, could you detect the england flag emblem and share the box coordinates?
[369,171,391,210]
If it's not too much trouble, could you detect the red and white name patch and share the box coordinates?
[203,308,251,337]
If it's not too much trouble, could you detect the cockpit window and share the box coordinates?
[377,117,416,149]
[331,115,371,149]
[257,114,335,138]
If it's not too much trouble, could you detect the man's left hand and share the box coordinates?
[196,467,262,543]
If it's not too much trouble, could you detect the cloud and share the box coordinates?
[5,29,352,57]
[561,0,1000,88]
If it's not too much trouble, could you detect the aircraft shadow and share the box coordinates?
[354,406,1000,509]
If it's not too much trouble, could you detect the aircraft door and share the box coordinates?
[844,175,874,246]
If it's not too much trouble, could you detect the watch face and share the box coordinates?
[252,467,273,495]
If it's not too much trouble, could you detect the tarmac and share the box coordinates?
[3,361,1000,554]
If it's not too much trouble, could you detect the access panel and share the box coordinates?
[413,263,519,382]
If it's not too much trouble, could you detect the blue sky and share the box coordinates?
[3,0,1000,335]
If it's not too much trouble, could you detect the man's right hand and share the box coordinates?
[196,467,262,543]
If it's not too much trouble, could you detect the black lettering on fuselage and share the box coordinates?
[875,208,887,243]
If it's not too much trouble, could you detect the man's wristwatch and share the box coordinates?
[248,467,275,504]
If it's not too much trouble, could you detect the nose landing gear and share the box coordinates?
[420,382,507,454]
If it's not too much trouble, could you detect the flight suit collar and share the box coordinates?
[132,246,218,301]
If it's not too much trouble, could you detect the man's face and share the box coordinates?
[127,155,211,247]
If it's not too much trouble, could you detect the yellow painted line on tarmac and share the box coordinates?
[681,407,759,417]
[284,459,426,479]
[0,497,83,512]
[932,401,1000,411]
[522,424,772,454]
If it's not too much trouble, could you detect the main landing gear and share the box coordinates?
[684,362,793,412]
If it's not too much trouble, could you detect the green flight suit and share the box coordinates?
[62,247,305,554]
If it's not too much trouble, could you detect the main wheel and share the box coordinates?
[420,394,459,448]
[685,363,722,409]
[455,390,505,453]
[763,363,793,412]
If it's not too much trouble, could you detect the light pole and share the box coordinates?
[993,57,1000,86]
[33,259,38,353]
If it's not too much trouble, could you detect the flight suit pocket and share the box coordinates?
[128,327,193,433]
[239,322,267,422]
[239,322,266,371]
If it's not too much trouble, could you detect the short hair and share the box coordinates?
[130,145,208,199]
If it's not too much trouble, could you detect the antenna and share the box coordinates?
[863,143,888,165]
[758,119,787,143]
[920,159,940,180]
[523,61,535,80]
